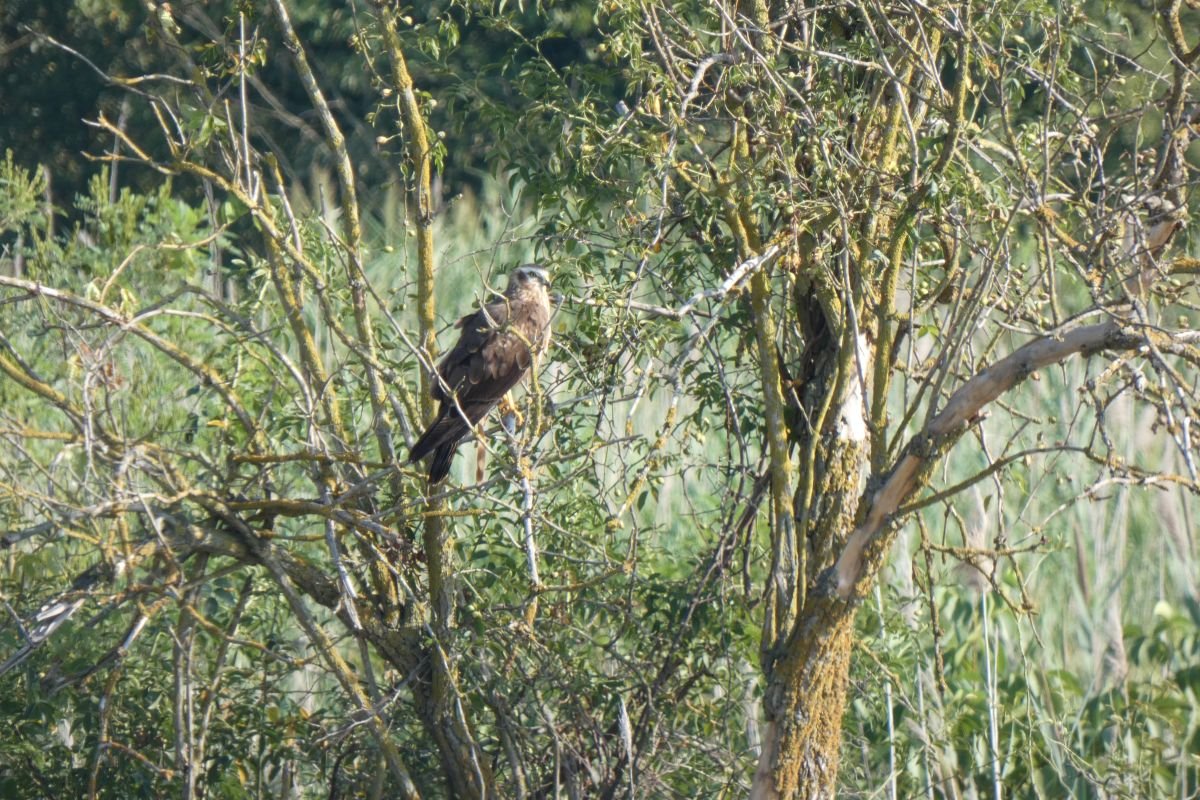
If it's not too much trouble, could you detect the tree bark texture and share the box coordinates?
[749,313,1181,798]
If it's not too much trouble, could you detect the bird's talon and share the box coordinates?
[498,395,524,429]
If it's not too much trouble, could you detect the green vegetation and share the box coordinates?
[1,0,1198,797]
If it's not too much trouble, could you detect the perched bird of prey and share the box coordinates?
[408,265,553,483]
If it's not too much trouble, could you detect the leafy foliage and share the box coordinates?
[1,0,1198,797]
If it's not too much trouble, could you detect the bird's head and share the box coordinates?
[507,265,552,295]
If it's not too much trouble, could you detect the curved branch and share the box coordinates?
[0,276,260,444]
[833,319,1173,598]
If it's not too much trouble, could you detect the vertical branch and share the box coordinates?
[749,263,801,649]
[173,559,205,800]
[980,592,1003,800]
[726,122,798,654]
[374,13,492,797]
[520,473,541,625]
[237,12,256,202]
[322,481,362,632]
[270,0,397,468]
[376,4,453,630]
[87,666,124,800]
[875,586,898,800]
[871,29,967,471]
[377,8,438,399]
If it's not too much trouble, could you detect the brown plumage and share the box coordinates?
[408,265,553,483]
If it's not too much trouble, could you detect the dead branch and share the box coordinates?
[833,319,1197,598]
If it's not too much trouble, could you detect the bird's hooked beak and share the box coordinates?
[506,265,552,295]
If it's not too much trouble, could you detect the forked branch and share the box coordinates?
[834,319,1199,598]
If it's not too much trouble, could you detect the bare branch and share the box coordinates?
[833,320,1178,598]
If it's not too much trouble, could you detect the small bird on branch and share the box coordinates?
[408,265,553,483]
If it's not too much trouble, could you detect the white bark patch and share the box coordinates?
[749,720,782,800]
[837,333,871,443]
[834,320,1138,598]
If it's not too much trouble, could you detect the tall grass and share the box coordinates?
[856,340,1200,797]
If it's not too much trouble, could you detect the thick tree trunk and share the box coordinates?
[751,291,871,799]
[753,598,857,799]
[749,316,1168,797]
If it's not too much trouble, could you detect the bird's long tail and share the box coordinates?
[408,409,463,465]
[427,442,457,484]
